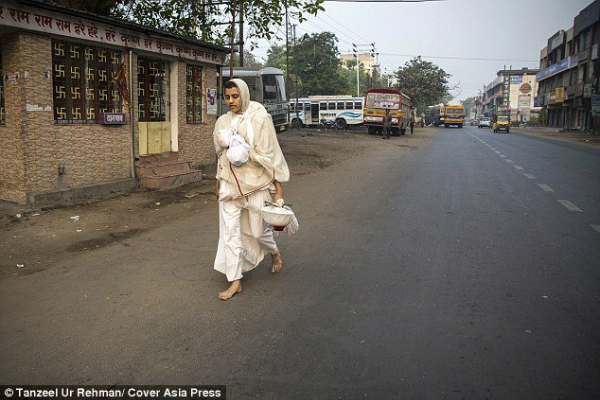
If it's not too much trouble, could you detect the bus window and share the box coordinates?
[304,103,310,111]
[337,102,344,110]
[345,102,353,109]
[328,102,335,110]
[320,102,327,110]
[354,102,362,110]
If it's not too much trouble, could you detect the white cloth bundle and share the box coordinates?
[217,128,252,167]
[273,205,299,236]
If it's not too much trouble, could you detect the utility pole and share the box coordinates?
[285,2,290,96]
[239,0,243,67]
[229,0,236,78]
[293,24,299,124]
[353,43,359,97]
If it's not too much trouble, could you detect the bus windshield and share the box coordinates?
[263,74,286,103]
[366,93,400,109]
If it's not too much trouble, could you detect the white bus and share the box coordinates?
[289,96,364,129]
[220,67,289,132]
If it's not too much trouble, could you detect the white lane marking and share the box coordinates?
[558,200,583,212]
[524,173,536,179]
[506,159,514,163]
[495,151,501,154]
[513,165,524,170]
[591,224,600,234]
[500,155,507,158]
[538,184,554,192]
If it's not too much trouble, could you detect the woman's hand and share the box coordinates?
[273,181,283,202]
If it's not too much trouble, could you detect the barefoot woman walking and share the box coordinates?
[213,79,290,300]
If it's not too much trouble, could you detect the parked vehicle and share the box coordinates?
[363,88,411,135]
[425,103,445,126]
[444,105,466,128]
[493,115,510,133]
[220,67,289,132]
[478,117,492,128]
[289,96,364,129]
[470,119,478,126]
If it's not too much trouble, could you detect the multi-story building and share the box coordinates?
[481,68,540,121]
[535,0,600,130]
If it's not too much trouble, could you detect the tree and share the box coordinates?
[460,96,477,117]
[293,32,350,96]
[394,56,451,114]
[226,50,264,68]
[52,0,129,15]
[112,0,325,47]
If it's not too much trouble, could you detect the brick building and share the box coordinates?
[0,0,227,206]
[535,0,600,130]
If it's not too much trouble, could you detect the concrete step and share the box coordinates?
[139,170,203,190]
[138,152,179,166]
[136,161,192,178]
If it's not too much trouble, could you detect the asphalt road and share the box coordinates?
[1,127,599,399]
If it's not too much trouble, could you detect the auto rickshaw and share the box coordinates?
[493,115,510,133]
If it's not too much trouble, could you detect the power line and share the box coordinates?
[379,52,539,63]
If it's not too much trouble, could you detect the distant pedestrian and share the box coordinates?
[382,109,392,139]
[410,119,414,134]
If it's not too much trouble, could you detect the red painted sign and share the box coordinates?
[520,83,532,94]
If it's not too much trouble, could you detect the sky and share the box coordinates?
[250,0,593,103]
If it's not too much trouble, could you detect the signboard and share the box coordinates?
[555,87,566,103]
[550,34,564,51]
[518,95,531,109]
[0,0,225,65]
[206,88,217,115]
[536,57,569,81]
[520,83,532,94]
[98,112,126,125]
[510,76,523,84]
[592,94,600,116]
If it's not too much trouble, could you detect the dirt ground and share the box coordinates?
[0,126,434,281]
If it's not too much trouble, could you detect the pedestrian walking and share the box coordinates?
[382,109,392,139]
[410,119,414,134]
[213,79,290,300]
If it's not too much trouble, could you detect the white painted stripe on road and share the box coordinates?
[500,155,507,158]
[538,184,554,192]
[591,224,600,234]
[495,151,501,154]
[506,159,514,163]
[513,165,524,170]
[524,173,536,179]
[558,200,583,212]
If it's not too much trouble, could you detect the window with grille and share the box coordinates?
[0,42,5,125]
[186,65,203,123]
[52,40,122,123]
[137,58,169,122]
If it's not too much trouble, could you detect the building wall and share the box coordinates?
[21,33,132,195]
[0,28,223,205]
[176,62,218,168]
[0,34,27,204]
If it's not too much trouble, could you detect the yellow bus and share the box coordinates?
[444,105,465,128]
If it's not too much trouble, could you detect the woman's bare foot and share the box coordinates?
[271,252,283,273]
[218,280,242,300]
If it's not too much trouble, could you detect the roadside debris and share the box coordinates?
[17,263,24,268]
[70,216,80,221]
